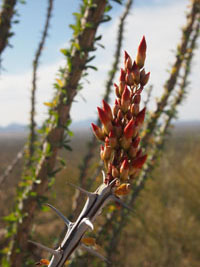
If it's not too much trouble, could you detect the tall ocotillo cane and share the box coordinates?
[30,37,150,267]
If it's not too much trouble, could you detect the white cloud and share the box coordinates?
[0,0,199,126]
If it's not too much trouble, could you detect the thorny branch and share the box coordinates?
[5,1,107,266]
[72,0,134,220]
[0,0,17,56]
[27,0,54,167]
[98,12,200,266]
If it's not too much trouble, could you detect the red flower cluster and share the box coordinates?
[92,36,149,187]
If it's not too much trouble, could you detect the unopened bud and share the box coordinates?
[126,110,133,120]
[124,118,135,139]
[114,83,120,98]
[140,71,150,86]
[36,259,50,266]
[121,85,131,112]
[120,135,132,150]
[128,137,140,158]
[120,159,129,180]
[124,50,131,65]
[125,57,132,70]
[115,183,131,196]
[102,99,113,120]
[117,109,123,121]
[91,123,105,141]
[132,154,147,169]
[136,107,146,126]
[112,165,119,178]
[132,61,140,84]
[103,144,112,160]
[136,36,147,69]
[119,81,125,95]
[119,68,126,82]
[133,94,141,104]
[131,103,140,116]
[97,107,113,134]
[113,99,119,117]
[109,130,118,148]
[114,121,123,138]
[125,69,135,86]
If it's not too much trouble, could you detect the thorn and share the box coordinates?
[111,195,133,212]
[82,218,94,231]
[102,170,106,183]
[109,178,118,187]
[28,240,61,257]
[45,203,72,227]
[81,244,111,264]
[67,182,95,199]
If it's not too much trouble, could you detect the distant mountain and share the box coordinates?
[0,123,28,132]
[0,119,199,133]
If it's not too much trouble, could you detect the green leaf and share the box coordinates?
[4,213,18,222]
[86,55,96,63]
[95,35,102,41]
[63,144,72,151]
[85,65,98,71]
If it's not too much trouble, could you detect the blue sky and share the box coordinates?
[0,0,199,126]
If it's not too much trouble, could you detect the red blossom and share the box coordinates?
[102,99,113,120]
[136,36,147,68]
[132,154,147,169]
[124,119,135,139]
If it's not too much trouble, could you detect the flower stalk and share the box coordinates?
[29,37,149,267]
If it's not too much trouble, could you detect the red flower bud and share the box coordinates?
[136,36,147,68]
[91,123,105,141]
[128,144,137,158]
[125,69,135,86]
[132,154,147,169]
[115,183,131,196]
[133,136,140,148]
[109,130,118,148]
[121,85,131,112]
[125,57,132,70]
[97,107,112,134]
[102,99,113,120]
[124,119,135,139]
[136,107,146,126]
[120,135,132,150]
[132,61,140,84]
[131,103,139,116]
[117,109,123,121]
[136,148,142,158]
[112,165,119,178]
[119,81,125,95]
[126,110,133,120]
[120,159,129,180]
[124,50,130,63]
[140,71,150,86]
[114,83,120,98]
[133,94,141,104]
[119,68,126,82]
[113,102,119,117]
[114,121,123,138]
[103,145,112,160]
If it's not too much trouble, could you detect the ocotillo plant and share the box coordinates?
[72,0,134,220]
[27,0,54,168]
[93,7,200,265]
[2,1,110,266]
[0,0,18,57]
[28,37,150,267]
[0,0,54,187]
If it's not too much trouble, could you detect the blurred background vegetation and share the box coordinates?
[0,121,200,266]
